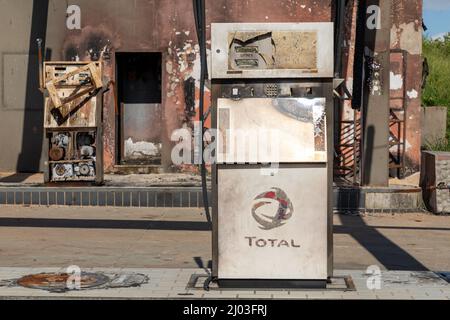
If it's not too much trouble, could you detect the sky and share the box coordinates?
[423,0,450,39]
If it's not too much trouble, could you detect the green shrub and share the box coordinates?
[423,137,450,152]
[422,35,450,108]
[423,35,450,151]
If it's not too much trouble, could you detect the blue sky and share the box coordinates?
[423,0,450,39]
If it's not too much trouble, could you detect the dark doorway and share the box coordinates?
[116,52,162,165]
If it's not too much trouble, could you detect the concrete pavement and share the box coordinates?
[0,206,448,271]
[0,206,449,299]
[0,267,448,300]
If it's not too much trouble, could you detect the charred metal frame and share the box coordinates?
[389,48,408,179]
[333,0,362,186]
[41,61,105,184]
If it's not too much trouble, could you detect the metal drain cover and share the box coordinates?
[2,271,149,293]
[17,272,110,292]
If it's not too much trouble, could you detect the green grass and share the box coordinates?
[422,35,450,107]
[422,35,450,151]
[423,137,450,152]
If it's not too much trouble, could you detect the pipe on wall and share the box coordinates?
[193,0,211,225]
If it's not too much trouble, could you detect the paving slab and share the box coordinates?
[0,207,448,299]
[0,267,448,300]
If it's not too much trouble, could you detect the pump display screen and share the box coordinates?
[217,97,327,164]
[211,23,334,78]
[228,31,318,72]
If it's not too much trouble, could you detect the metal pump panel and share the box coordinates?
[211,23,334,287]
[211,23,334,79]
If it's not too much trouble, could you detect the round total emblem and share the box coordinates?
[251,187,294,230]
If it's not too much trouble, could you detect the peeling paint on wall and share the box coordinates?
[407,89,418,99]
[10,0,418,177]
[390,71,403,90]
[389,0,423,175]
[391,22,422,55]
[190,48,211,90]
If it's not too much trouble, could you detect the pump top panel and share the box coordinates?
[211,23,334,79]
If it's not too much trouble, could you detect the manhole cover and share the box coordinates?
[17,272,110,292]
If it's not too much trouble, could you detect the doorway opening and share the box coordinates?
[116,52,162,165]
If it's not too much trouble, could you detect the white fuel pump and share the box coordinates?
[210,23,335,289]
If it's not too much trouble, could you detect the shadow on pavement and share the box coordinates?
[0,214,434,271]
[337,214,429,271]
[0,173,37,183]
[335,225,450,232]
[0,217,211,231]
[194,257,212,274]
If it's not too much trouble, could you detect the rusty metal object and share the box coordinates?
[17,272,109,292]
[49,147,64,161]
[42,61,104,184]
[37,38,44,91]
[12,271,149,293]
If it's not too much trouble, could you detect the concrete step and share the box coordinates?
[112,165,162,175]
[0,186,209,208]
[0,185,423,213]
[335,185,423,214]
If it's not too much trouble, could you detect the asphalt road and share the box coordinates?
[0,206,448,272]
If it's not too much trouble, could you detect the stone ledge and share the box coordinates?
[0,185,424,212]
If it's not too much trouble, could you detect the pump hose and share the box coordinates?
[193,0,211,225]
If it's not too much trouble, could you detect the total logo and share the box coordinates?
[247,187,300,248]
[251,187,294,230]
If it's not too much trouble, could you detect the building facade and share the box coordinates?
[0,0,423,186]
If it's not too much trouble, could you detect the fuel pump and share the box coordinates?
[209,23,335,288]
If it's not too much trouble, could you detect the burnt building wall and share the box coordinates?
[0,0,423,179]
[41,0,333,172]
[390,0,423,174]
[339,0,423,179]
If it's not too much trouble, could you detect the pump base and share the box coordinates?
[216,279,327,289]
